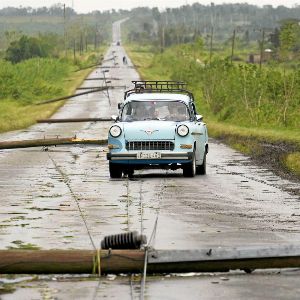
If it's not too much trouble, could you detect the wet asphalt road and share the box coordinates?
[0,20,300,299]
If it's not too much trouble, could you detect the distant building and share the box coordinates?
[248,49,273,64]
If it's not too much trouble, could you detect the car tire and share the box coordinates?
[109,162,122,178]
[183,152,196,177]
[124,168,134,178]
[196,152,206,175]
[128,169,134,178]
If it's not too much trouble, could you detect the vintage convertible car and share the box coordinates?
[107,81,208,178]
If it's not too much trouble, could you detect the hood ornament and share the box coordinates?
[141,129,159,136]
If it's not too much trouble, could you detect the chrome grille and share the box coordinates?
[126,141,175,151]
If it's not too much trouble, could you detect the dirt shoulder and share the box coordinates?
[213,132,300,194]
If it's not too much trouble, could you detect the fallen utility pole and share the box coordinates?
[85,77,120,81]
[77,87,108,90]
[0,137,107,150]
[102,56,117,63]
[37,118,112,123]
[0,250,144,274]
[36,87,108,105]
[74,60,103,72]
[148,244,300,273]
[77,86,126,90]
[0,245,299,274]
[99,66,120,69]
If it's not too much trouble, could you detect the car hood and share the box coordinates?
[122,121,177,140]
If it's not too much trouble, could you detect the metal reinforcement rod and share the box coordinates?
[36,87,108,105]
[37,118,112,123]
[0,137,107,150]
[0,245,299,274]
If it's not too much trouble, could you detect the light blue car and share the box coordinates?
[107,81,208,178]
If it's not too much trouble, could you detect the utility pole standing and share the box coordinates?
[209,26,214,64]
[259,29,265,69]
[63,4,67,57]
[231,29,236,64]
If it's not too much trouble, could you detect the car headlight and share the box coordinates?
[109,125,122,137]
[177,125,189,137]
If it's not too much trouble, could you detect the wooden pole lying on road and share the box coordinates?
[37,118,112,123]
[36,87,108,105]
[0,245,300,274]
[0,250,144,274]
[0,137,107,150]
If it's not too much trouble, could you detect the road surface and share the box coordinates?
[0,20,299,299]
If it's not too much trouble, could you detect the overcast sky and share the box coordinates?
[0,0,299,13]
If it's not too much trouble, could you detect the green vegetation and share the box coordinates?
[127,44,299,129]
[126,44,300,177]
[5,35,58,63]
[284,152,300,176]
[7,240,40,250]
[0,47,105,133]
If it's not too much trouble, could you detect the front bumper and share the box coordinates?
[107,152,193,164]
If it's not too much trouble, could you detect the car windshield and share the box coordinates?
[121,101,190,122]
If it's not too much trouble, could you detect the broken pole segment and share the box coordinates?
[0,137,107,150]
[148,244,300,273]
[37,118,112,123]
[0,250,144,274]
[85,77,120,81]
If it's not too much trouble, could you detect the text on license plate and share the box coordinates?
[137,152,161,159]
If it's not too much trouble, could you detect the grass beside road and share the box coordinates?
[0,48,106,133]
[126,44,300,178]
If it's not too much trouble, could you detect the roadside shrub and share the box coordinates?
[0,58,70,102]
[6,35,50,63]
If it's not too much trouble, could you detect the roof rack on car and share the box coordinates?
[124,81,194,100]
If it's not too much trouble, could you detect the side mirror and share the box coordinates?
[196,114,203,122]
[117,103,123,109]
[111,115,119,122]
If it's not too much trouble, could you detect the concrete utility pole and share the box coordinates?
[63,4,67,57]
[231,29,236,64]
[209,26,214,64]
[161,26,165,53]
[259,29,265,69]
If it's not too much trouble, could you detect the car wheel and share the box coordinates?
[109,162,122,178]
[124,168,134,178]
[183,152,196,177]
[128,169,134,178]
[196,152,206,175]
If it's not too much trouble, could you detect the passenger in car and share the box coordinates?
[177,107,189,121]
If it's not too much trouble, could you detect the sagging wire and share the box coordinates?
[48,153,97,250]
[47,153,103,300]
[126,177,131,231]
[139,180,144,238]
[130,274,135,300]
[140,179,165,300]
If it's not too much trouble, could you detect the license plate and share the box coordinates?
[137,152,161,159]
